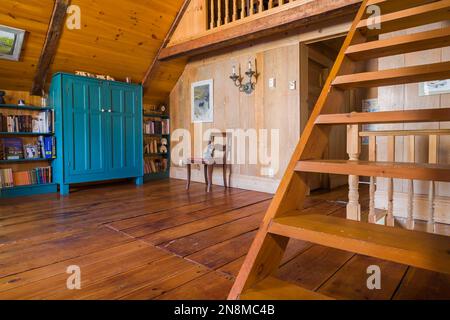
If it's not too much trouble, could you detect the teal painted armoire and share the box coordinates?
[50,73,143,195]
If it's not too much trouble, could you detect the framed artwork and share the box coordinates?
[419,80,450,96]
[0,25,25,61]
[191,79,213,123]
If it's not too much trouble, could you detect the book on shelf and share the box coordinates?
[0,136,56,160]
[144,158,168,174]
[144,138,160,154]
[39,136,56,159]
[144,118,169,135]
[0,166,52,189]
[0,138,23,160]
[0,168,13,188]
[0,110,53,133]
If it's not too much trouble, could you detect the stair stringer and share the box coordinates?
[228,0,371,300]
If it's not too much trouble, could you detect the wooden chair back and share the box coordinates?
[209,132,229,164]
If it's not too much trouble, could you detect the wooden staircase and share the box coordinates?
[229,0,450,300]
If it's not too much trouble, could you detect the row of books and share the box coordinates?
[0,111,53,133]
[144,119,170,135]
[144,158,168,174]
[144,138,166,155]
[0,137,56,160]
[0,166,52,189]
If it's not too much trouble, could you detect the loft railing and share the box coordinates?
[346,125,450,233]
[207,0,298,30]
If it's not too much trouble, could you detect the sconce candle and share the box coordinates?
[229,59,257,95]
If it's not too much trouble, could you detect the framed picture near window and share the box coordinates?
[191,79,214,123]
[0,25,26,61]
[419,80,450,96]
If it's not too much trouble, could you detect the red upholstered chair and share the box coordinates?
[186,132,231,192]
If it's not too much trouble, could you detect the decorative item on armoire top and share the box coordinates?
[18,99,25,106]
[191,79,213,123]
[126,77,132,84]
[230,58,257,94]
[75,71,115,81]
[0,25,25,61]
[0,91,5,104]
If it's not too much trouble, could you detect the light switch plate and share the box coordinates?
[289,80,296,90]
[269,78,276,88]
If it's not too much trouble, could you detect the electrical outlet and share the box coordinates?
[268,168,275,178]
[179,159,183,167]
[269,78,276,88]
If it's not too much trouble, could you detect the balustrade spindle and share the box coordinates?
[428,134,438,233]
[233,0,237,21]
[210,0,216,29]
[241,0,245,18]
[259,0,263,13]
[368,136,377,223]
[346,124,361,221]
[386,136,395,227]
[225,0,230,23]
[217,0,222,26]
[406,135,415,230]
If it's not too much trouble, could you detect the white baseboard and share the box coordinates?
[375,191,450,224]
[170,166,280,194]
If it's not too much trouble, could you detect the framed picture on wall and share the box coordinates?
[0,25,26,61]
[191,79,214,123]
[419,80,450,96]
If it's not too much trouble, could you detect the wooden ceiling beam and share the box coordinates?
[31,0,70,96]
[141,0,191,88]
[158,0,362,61]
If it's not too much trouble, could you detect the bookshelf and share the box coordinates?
[143,112,170,182]
[0,104,57,198]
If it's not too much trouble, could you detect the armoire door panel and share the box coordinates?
[105,84,141,177]
[64,78,107,182]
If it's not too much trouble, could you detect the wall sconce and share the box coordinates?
[230,59,257,94]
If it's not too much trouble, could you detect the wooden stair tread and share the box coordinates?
[240,276,333,300]
[315,108,450,125]
[346,27,450,61]
[332,61,450,89]
[295,160,450,182]
[358,0,450,36]
[269,214,450,274]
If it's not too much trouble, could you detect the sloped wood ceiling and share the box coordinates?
[0,1,55,90]
[0,0,185,104]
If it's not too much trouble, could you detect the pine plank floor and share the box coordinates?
[0,179,448,300]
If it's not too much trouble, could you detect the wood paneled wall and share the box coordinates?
[374,22,450,224]
[169,20,353,193]
[170,0,208,45]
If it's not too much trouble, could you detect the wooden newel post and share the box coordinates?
[346,124,361,221]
